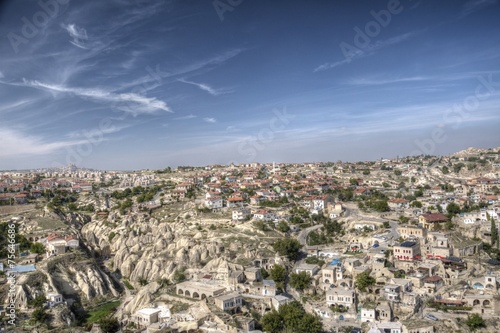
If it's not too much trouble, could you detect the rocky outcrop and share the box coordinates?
[45,254,120,301]
[81,214,230,284]
[122,281,162,314]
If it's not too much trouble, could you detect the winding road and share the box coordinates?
[297,224,323,246]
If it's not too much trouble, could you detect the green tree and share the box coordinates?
[442,166,449,174]
[67,202,78,211]
[445,220,454,230]
[297,311,323,333]
[399,216,409,224]
[108,232,116,242]
[453,163,465,173]
[277,221,290,233]
[270,265,287,284]
[261,268,270,279]
[98,317,120,333]
[29,295,47,308]
[307,230,330,246]
[261,310,284,333]
[30,242,45,254]
[273,238,302,261]
[394,170,402,176]
[410,200,422,208]
[253,220,269,231]
[491,217,498,246]
[355,272,375,292]
[446,202,461,215]
[289,271,311,291]
[173,269,186,283]
[32,307,47,323]
[261,301,322,333]
[492,186,500,195]
[465,313,485,331]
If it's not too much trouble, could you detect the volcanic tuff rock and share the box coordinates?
[81,213,227,284]
[44,254,120,301]
[122,281,162,314]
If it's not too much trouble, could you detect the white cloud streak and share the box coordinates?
[22,80,172,114]
[0,127,86,157]
[314,31,419,72]
[61,23,89,49]
[461,0,498,17]
[65,124,130,139]
[174,114,197,120]
[203,117,217,123]
[347,76,428,85]
[178,78,230,96]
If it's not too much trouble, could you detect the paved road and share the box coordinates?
[297,224,323,246]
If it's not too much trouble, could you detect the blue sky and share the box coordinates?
[0,0,499,170]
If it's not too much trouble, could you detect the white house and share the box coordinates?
[295,263,319,276]
[353,223,377,231]
[232,208,251,221]
[378,321,402,333]
[326,287,356,309]
[65,235,79,248]
[271,294,292,310]
[44,234,67,257]
[253,209,274,221]
[262,280,277,296]
[133,308,161,328]
[46,292,63,308]
[214,292,243,312]
[361,306,376,322]
[205,196,223,210]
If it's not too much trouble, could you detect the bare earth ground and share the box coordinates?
[0,204,36,217]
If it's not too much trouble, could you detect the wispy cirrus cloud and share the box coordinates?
[21,80,172,115]
[66,124,130,139]
[314,31,421,72]
[0,127,86,157]
[461,0,498,17]
[178,78,231,96]
[203,117,217,123]
[346,71,500,86]
[173,48,244,77]
[61,23,89,49]
[347,76,427,86]
[226,125,239,132]
[174,114,197,120]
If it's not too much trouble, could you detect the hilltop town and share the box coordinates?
[1,147,500,333]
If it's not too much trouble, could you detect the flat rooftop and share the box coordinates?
[137,307,161,316]
[176,281,226,294]
[215,292,241,301]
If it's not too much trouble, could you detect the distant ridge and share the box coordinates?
[451,146,500,157]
